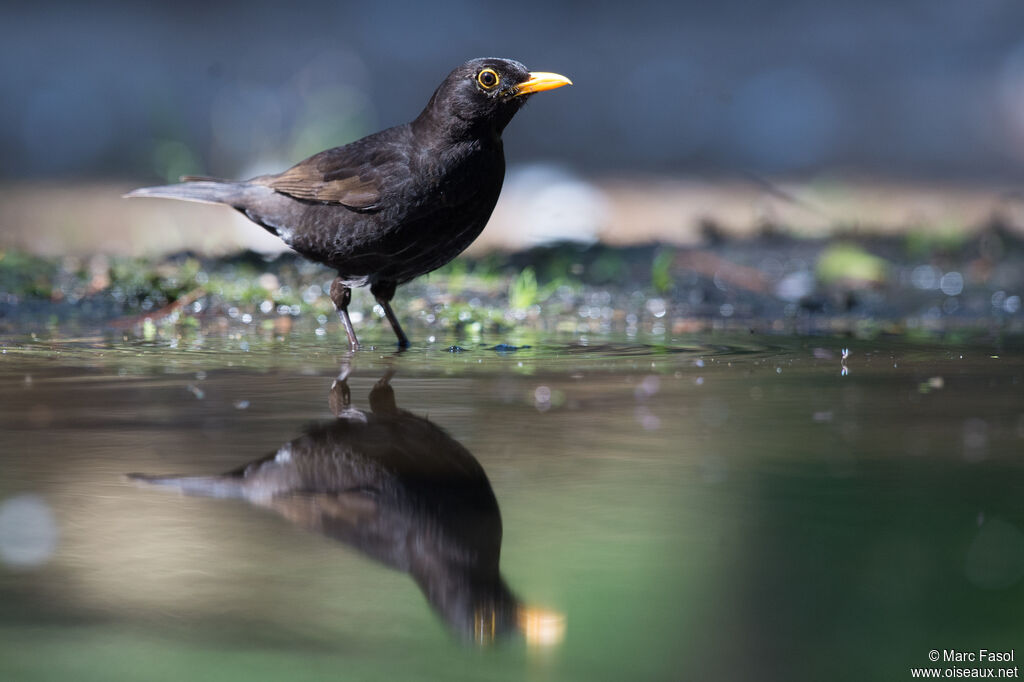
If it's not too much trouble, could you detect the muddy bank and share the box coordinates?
[1,219,1023,343]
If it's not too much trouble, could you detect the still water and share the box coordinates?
[1,336,1023,681]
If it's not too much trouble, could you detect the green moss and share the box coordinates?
[508,267,539,310]
[816,244,888,286]
[0,250,57,298]
[651,248,674,294]
[905,222,969,259]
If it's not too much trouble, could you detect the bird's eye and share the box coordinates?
[477,68,499,90]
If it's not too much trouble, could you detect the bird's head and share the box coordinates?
[416,58,572,139]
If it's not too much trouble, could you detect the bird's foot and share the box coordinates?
[329,373,352,416]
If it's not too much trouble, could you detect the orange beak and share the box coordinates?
[517,605,567,646]
[515,71,573,96]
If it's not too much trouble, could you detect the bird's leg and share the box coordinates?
[328,362,370,421]
[328,364,352,417]
[380,301,410,348]
[368,370,399,415]
[370,280,410,348]
[329,277,359,351]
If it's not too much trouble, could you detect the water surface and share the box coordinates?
[1,335,1023,681]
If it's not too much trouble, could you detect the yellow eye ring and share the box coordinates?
[477,68,499,90]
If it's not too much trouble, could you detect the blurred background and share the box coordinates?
[2,0,1024,256]
[4,0,1024,180]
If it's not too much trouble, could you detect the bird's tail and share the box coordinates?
[123,180,262,207]
[126,472,246,499]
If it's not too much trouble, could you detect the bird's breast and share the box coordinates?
[414,139,504,204]
[299,141,505,283]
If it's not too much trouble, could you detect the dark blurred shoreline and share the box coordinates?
[3,217,1022,342]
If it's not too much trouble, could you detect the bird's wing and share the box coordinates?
[267,491,380,534]
[257,134,406,210]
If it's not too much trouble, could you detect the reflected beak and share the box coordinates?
[517,605,567,646]
[514,71,573,97]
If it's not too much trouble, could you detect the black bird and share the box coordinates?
[129,372,565,645]
[126,58,571,349]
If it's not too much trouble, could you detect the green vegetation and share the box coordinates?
[508,267,538,310]
[815,243,888,286]
[1,220,1022,343]
[0,251,58,299]
[904,221,970,259]
[651,248,675,293]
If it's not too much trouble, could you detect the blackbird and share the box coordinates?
[130,371,565,645]
[126,58,571,349]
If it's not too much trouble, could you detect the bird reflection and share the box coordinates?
[130,370,563,646]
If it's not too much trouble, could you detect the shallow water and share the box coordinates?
[1,335,1023,681]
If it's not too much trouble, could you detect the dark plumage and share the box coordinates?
[129,373,539,644]
[126,58,571,349]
